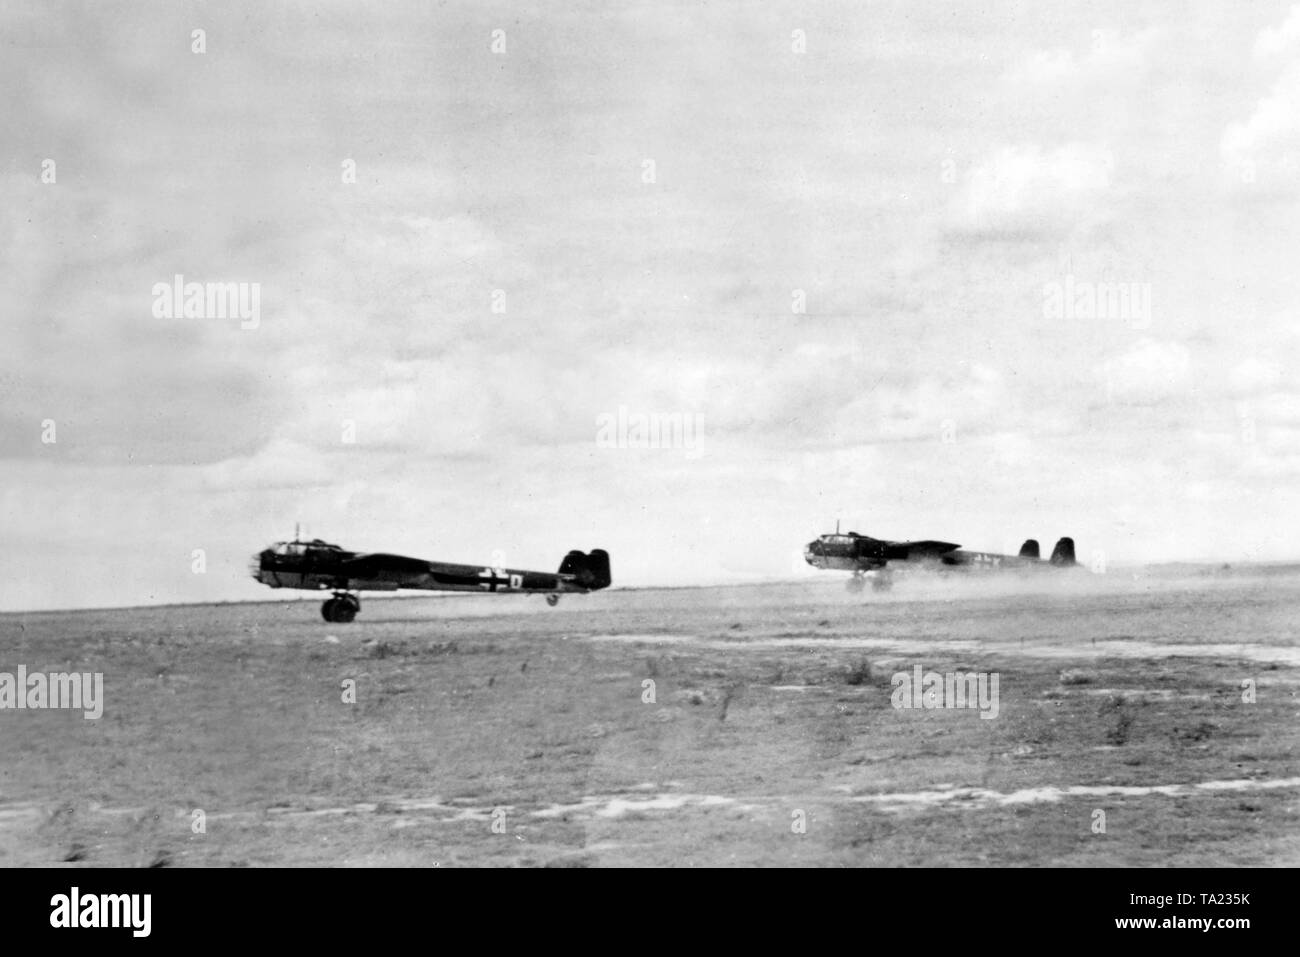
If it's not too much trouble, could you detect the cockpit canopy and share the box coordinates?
[819,534,857,545]
[270,539,343,556]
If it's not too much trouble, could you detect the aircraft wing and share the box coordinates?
[892,540,961,559]
[337,552,431,581]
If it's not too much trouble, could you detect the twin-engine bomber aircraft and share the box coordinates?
[250,536,611,621]
[804,527,1077,591]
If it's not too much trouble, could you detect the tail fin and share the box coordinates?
[1018,539,1041,560]
[1049,537,1076,567]
[558,549,612,590]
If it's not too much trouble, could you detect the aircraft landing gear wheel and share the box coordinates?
[546,594,560,607]
[322,593,360,623]
[872,574,893,592]
[846,575,866,593]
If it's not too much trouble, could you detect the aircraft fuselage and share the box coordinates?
[250,538,611,621]
[804,531,1076,589]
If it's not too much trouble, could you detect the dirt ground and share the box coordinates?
[1,572,1297,866]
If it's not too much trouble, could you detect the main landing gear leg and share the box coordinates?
[846,572,866,593]
[322,592,361,623]
[872,569,894,592]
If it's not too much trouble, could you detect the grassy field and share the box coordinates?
[1,573,1297,866]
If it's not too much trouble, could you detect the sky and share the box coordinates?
[3,0,1300,611]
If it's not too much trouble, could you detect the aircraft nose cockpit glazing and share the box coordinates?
[806,533,860,569]
[250,544,290,585]
[249,547,279,583]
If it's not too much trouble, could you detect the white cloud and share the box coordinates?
[1221,64,1300,184]
[1223,8,1300,188]
[1004,29,1156,88]
[1097,339,1192,404]
[199,440,335,491]
[1228,357,1283,396]
[1254,5,1300,59]
[952,143,1115,236]
[1253,391,1300,425]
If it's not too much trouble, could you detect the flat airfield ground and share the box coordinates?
[1,573,1297,867]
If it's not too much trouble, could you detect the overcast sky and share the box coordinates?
[3,1,1299,611]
